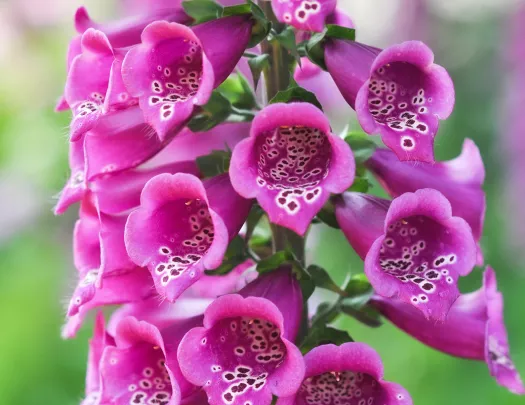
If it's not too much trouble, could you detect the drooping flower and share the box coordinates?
[366,139,486,262]
[276,343,413,405]
[177,293,305,405]
[372,267,525,395]
[98,315,205,405]
[334,189,477,320]
[125,173,252,301]
[122,16,253,141]
[54,139,86,215]
[325,39,455,162]
[272,0,337,32]
[74,5,192,48]
[229,102,355,235]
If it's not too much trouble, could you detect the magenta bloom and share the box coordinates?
[122,16,253,140]
[230,103,354,235]
[54,139,86,215]
[272,0,337,32]
[125,173,252,301]
[177,294,305,405]
[326,40,455,162]
[366,139,486,262]
[335,189,477,320]
[373,267,525,395]
[99,315,204,405]
[74,5,191,48]
[277,343,412,405]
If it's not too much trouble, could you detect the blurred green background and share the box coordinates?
[0,0,523,404]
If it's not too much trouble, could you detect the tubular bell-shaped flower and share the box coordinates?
[99,315,204,405]
[122,15,253,140]
[177,292,305,405]
[335,189,477,320]
[372,267,525,395]
[272,0,337,32]
[125,173,252,301]
[74,5,192,48]
[54,139,86,215]
[366,139,486,262]
[277,343,412,405]
[325,40,454,162]
[229,103,354,235]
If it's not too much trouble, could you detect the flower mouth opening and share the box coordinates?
[378,215,458,305]
[254,125,331,215]
[367,62,436,151]
[204,316,288,403]
[299,370,381,405]
[147,38,204,122]
[154,198,213,287]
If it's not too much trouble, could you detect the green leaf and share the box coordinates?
[245,205,264,243]
[347,176,372,193]
[221,3,251,17]
[187,91,232,132]
[269,81,323,110]
[307,265,347,296]
[316,199,340,229]
[246,0,271,48]
[344,131,377,165]
[339,304,383,328]
[272,26,300,64]
[343,274,374,308]
[217,72,257,110]
[248,54,270,91]
[182,0,223,24]
[305,31,327,70]
[256,250,294,274]
[196,150,232,178]
[290,262,315,301]
[325,24,356,41]
[204,236,247,276]
[300,325,353,354]
[310,301,340,327]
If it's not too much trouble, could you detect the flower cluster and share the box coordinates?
[54,1,523,404]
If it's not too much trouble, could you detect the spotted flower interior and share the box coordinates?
[255,125,331,215]
[102,343,172,405]
[203,317,287,405]
[379,215,459,307]
[366,63,439,153]
[146,38,203,123]
[298,370,395,405]
[151,199,214,288]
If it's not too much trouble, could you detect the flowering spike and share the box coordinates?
[373,267,524,395]
[125,173,251,301]
[65,28,114,141]
[276,343,412,405]
[326,40,454,162]
[122,21,215,141]
[336,189,477,321]
[230,103,354,235]
[272,0,337,32]
[366,139,486,263]
[192,15,255,87]
[177,294,306,405]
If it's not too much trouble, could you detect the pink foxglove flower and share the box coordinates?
[326,40,454,162]
[230,102,354,235]
[372,267,525,395]
[272,0,337,32]
[125,173,252,301]
[122,16,253,140]
[177,292,305,405]
[335,189,477,320]
[99,315,204,405]
[277,343,412,405]
[366,139,486,263]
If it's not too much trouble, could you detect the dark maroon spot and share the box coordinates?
[422,283,434,291]
[403,139,413,147]
[287,201,298,211]
[225,373,235,381]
